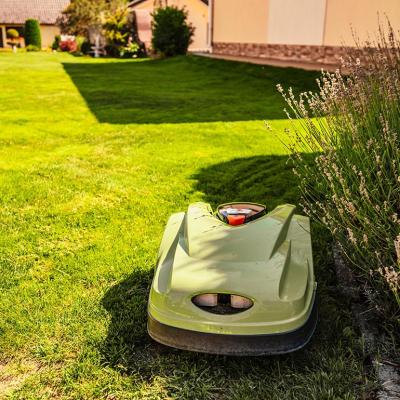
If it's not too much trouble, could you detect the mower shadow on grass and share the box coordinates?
[191,154,301,208]
[101,154,365,399]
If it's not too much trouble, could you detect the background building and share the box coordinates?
[0,0,69,49]
[210,0,400,65]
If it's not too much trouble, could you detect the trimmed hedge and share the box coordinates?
[24,19,41,49]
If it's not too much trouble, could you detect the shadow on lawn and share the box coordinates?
[63,56,319,124]
[101,154,361,398]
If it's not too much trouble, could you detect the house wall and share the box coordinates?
[213,0,269,44]
[40,25,60,48]
[174,0,208,50]
[267,0,326,46]
[212,0,400,65]
[323,0,400,46]
[132,0,152,10]
[131,0,209,51]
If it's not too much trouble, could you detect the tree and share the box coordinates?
[24,19,42,48]
[57,0,126,37]
[151,6,194,57]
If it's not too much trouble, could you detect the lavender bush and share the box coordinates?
[278,24,400,323]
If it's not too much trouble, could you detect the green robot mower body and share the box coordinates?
[147,202,317,356]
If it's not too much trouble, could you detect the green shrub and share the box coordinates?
[119,42,139,58]
[26,44,40,52]
[104,43,120,57]
[24,19,42,48]
[80,40,92,55]
[75,35,87,53]
[6,28,19,39]
[52,35,61,51]
[278,23,400,322]
[151,6,194,57]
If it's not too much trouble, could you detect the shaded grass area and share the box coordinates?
[63,56,320,124]
[0,52,374,399]
[192,154,300,208]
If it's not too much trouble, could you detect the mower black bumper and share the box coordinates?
[147,301,317,356]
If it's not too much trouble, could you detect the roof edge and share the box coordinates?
[128,0,208,8]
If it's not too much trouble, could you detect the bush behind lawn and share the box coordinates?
[279,23,400,331]
[151,6,194,57]
[24,19,42,49]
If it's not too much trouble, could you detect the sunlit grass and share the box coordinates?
[0,52,374,399]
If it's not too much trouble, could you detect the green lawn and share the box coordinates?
[0,52,374,399]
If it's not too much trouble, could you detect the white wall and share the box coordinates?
[267,0,327,45]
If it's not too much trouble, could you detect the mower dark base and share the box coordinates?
[148,301,317,356]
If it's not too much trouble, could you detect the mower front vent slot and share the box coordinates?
[192,293,253,314]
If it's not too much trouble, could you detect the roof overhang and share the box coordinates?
[0,0,70,25]
[128,0,208,8]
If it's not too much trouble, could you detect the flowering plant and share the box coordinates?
[277,23,400,322]
[59,39,77,52]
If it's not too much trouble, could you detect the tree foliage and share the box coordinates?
[103,8,132,47]
[103,7,141,58]
[57,0,126,36]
